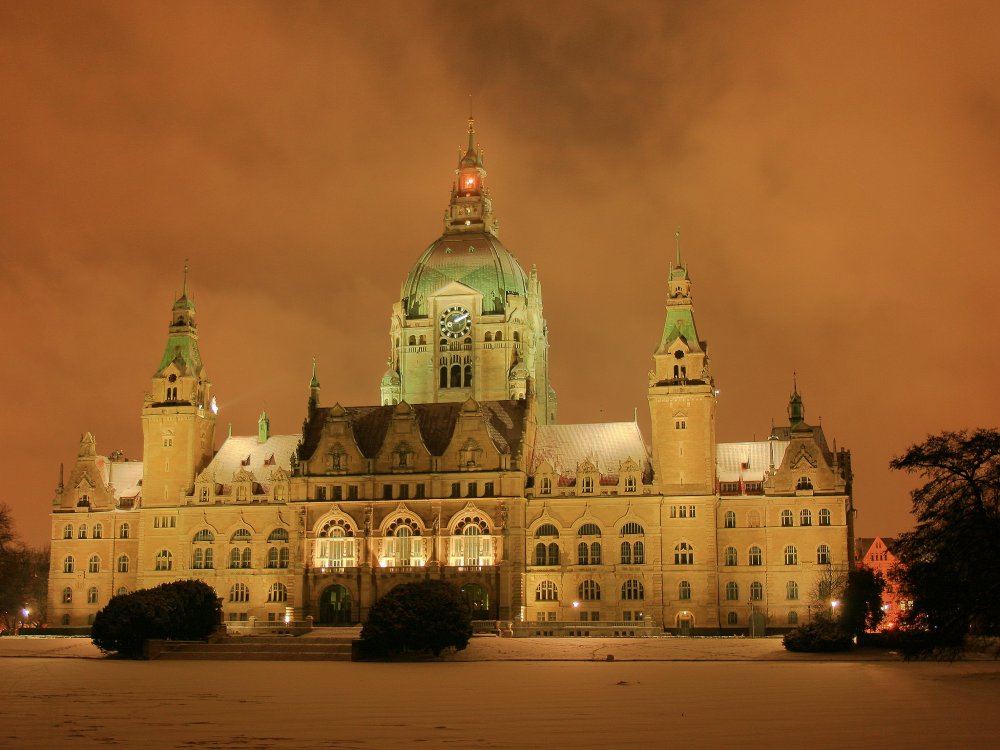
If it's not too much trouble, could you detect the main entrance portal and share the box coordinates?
[318,585,353,625]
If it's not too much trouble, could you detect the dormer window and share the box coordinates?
[581,476,594,494]
[624,476,637,493]
[539,477,552,495]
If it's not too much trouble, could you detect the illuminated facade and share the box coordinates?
[856,536,909,629]
[48,120,854,634]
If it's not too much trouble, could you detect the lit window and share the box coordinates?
[62,587,73,604]
[535,581,558,601]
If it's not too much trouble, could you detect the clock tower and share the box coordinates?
[380,119,557,423]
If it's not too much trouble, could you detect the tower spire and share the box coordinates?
[182,259,189,298]
[675,227,681,269]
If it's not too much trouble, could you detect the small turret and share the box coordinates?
[308,358,321,416]
[258,410,270,443]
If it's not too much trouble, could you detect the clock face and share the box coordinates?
[440,306,472,338]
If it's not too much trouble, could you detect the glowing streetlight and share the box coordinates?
[21,608,30,619]
[572,601,580,609]
[831,599,840,613]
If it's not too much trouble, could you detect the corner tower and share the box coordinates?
[140,270,217,506]
[382,119,557,423]
[648,239,717,494]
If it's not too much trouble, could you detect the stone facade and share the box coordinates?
[48,120,854,634]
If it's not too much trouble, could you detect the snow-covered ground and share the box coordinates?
[2,636,998,749]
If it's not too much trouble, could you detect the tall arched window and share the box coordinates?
[63,524,73,539]
[725,581,740,600]
[539,477,552,495]
[579,580,600,601]
[786,581,799,600]
[450,365,461,387]
[620,541,632,564]
[63,555,74,573]
[724,511,736,528]
[784,545,798,565]
[590,542,602,565]
[724,546,738,566]
[817,544,831,564]
[229,583,249,602]
[78,524,87,539]
[547,542,559,565]
[674,542,694,565]
[268,582,288,603]
[87,587,99,605]
[62,587,73,604]
[93,524,103,539]
[87,555,101,573]
[621,580,644,600]
[818,508,832,526]
[678,580,691,600]
[440,367,448,388]
[748,546,763,566]
[750,581,763,601]
[577,542,589,565]
[463,365,472,387]
[119,522,130,539]
[534,543,547,566]
[535,581,558,601]
[117,555,129,573]
[155,550,173,571]
[800,509,812,526]
[780,509,794,527]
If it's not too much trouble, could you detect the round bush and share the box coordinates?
[360,579,472,658]
[91,579,221,658]
[782,620,853,652]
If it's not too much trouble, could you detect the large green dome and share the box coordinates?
[401,231,528,318]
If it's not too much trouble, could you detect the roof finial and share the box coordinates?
[792,370,798,395]
[182,259,189,297]
[310,357,320,388]
[675,226,681,268]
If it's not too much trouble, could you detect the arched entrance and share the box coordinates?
[461,583,489,616]
[677,612,693,636]
[749,611,767,637]
[318,585,353,625]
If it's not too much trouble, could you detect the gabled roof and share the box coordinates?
[856,536,899,560]
[107,460,144,501]
[529,422,650,482]
[716,440,789,482]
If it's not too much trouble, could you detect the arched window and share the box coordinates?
[229,548,241,568]
[495,331,503,341]
[485,331,493,342]
[116,586,128,597]
[450,364,461,387]
[463,365,472,387]
[746,510,761,528]
[547,542,559,566]
[63,555,74,573]
[117,555,129,573]
[724,511,736,528]
[800,509,812,526]
[724,546,738,566]
[725,581,740,601]
[748,546,763,566]
[620,522,645,535]
[88,555,100,573]
[535,581,558,601]
[78,524,87,539]
[408,335,416,346]
[204,548,214,569]
[534,543,547,566]
[229,583,249,603]
[155,550,173,571]
[590,542,602,565]
[440,367,448,388]
[674,542,694,565]
[786,581,799,600]
[87,587,99,605]
[780,509,794,527]
[784,546,798,565]
[231,528,252,542]
[797,476,813,490]
[513,331,520,342]
[727,611,738,625]
[268,528,289,543]
[620,541,632,564]
[633,541,645,564]
[193,529,214,543]
[750,581,763,601]
[678,580,691,600]
[818,508,832,526]
[93,524,103,539]
[578,523,601,536]
[535,524,559,537]
[63,524,73,539]
[268,583,288,603]
[119,522,130,539]
[577,542,589,565]
[579,580,600,601]
[241,548,252,568]
[317,520,356,568]
[62,587,73,604]
[817,544,831,565]
[539,477,552,495]
[193,548,204,569]
[622,580,644,600]
[788,611,799,625]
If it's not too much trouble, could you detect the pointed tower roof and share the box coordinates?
[155,265,206,377]
[654,230,704,356]
[788,372,806,429]
[459,117,484,168]
[309,358,320,389]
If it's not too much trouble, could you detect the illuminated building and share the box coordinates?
[48,120,854,634]
[855,536,909,629]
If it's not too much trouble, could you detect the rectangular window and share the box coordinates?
[675,420,686,430]
[316,486,327,501]
[467,482,477,498]
[623,611,632,621]
[688,505,696,518]
[332,485,342,501]
[398,485,409,500]
[669,506,677,519]
[547,611,557,622]
[451,482,461,498]
[483,481,495,497]
[382,485,393,500]
[348,485,358,500]
[415,483,425,499]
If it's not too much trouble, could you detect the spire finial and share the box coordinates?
[182,259,189,297]
[309,357,320,388]
[792,370,798,395]
[675,226,681,268]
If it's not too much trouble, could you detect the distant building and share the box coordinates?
[48,120,855,635]
[855,536,910,629]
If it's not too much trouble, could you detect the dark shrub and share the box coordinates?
[783,620,853,652]
[91,579,221,658]
[360,579,472,658]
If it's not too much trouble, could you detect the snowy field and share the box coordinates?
[2,636,999,749]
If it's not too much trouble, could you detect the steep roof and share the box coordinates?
[201,434,299,482]
[716,440,789,482]
[529,422,650,482]
[106,460,144,501]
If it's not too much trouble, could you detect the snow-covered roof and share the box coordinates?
[201,434,299,482]
[106,460,144,500]
[716,440,789,482]
[529,422,650,481]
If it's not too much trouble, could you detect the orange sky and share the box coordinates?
[3,1,998,547]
